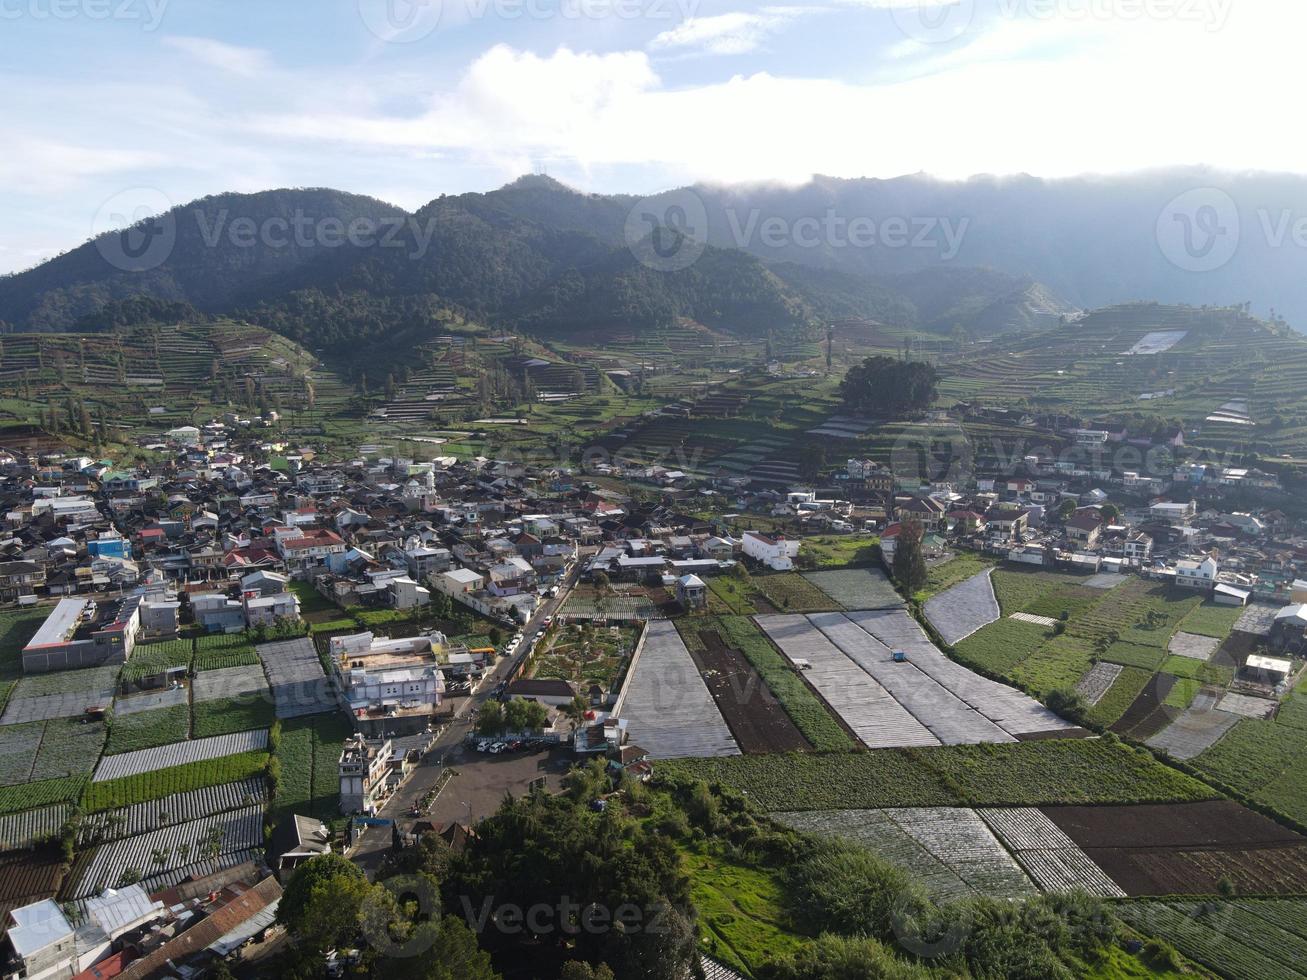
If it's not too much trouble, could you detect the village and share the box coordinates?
[0,398,1305,979]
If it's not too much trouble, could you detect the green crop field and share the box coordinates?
[1193,688,1307,826]
[751,574,842,613]
[121,640,193,683]
[1117,900,1307,980]
[82,750,269,812]
[0,775,88,815]
[1086,666,1153,728]
[659,739,1216,811]
[271,715,352,822]
[192,697,276,739]
[1177,601,1245,640]
[706,575,759,615]
[192,633,261,671]
[104,705,190,755]
[954,617,1052,676]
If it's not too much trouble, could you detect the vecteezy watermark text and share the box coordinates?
[0,0,168,28]
[93,188,441,273]
[624,189,969,272]
[357,0,697,43]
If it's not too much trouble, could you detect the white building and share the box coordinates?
[338,733,394,815]
[1150,500,1196,526]
[328,631,450,734]
[742,531,800,572]
[1175,555,1219,590]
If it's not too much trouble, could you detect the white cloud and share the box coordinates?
[162,36,272,77]
[649,8,810,56]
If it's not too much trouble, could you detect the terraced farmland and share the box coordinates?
[775,807,1036,900]
[65,804,263,899]
[93,729,269,782]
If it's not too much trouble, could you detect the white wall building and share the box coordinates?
[742,531,800,572]
[1175,555,1219,590]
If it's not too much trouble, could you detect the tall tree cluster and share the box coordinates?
[839,355,939,416]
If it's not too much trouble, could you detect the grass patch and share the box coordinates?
[660,739,1216,810]
[1085,666,1153,728]
[953,618,1050,676]
[192,697,276,738]
[1177,601,1245,639]
[1160,655,1234,686]
[680,845,807,976]
[990,569,1081,616]
[798,535,878,569]
[706,575,759,615]
[1164,677,1203,711]
[1102,641,1168,671]
[104,705,190,755]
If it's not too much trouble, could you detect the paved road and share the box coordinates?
[350,556,588,876]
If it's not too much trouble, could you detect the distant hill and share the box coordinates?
[13,168,1307,351]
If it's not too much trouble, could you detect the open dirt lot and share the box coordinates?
[1043,800,1307,895]
[687,629,810,754]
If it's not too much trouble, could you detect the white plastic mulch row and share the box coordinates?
[113,687,188,716]
[1075,662,1124,707]
[256,638,333,718]
[807,613,1013,745]
[1234,602,1280,636]
[191,665,270,704]
[0,804,69,852]
[67,804,264,898]
[1168,632,1220,662]
[756,615,939,749]
[93,729,269,782]
[977,807,1125,898]
[848,610,1074,737]
[1010,612,1059,628]
[1145,691,1241,761]
[1216,692,1278,719]
[620,620,739,759]
[78,777,268,844]
[924,568,1000,645]
[802,567,905,610]
[883,807,1036,899]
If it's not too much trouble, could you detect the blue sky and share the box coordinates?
[0,0,1289,274]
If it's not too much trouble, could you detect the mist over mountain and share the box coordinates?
[1,168,1301,349]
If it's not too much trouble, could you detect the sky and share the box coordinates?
[0,0,1296,275]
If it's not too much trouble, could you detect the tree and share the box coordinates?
[443,792,698,980]
[1100,503,1120,523]
[561,694,589,739]
[474,700,505,736]
[1058,498,1077,520]
[592,570,610,593]
[892,520,928,595]
[798,443,826,481]
[839,356,939,416]
[277,854,372,956]
[561,963,616,980]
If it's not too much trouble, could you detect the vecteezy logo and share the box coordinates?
[357,0,442,43]
[1156,187,1240,273]
[623,189,708,273]
[889,423,973,487]
[891,0,976,45]
[92,187,176,273]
